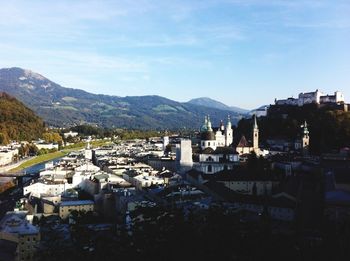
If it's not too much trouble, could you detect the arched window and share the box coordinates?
[208,165,212,172]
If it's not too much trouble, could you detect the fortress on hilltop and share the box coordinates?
[275,89,345,107]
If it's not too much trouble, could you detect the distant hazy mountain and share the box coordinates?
[187,97,249,114]
[0,67,243,129]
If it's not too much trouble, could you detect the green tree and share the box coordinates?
[42,132,63,143]
[0,132,9,145]
[28,144,39,155]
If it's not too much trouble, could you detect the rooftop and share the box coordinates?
[60,200,94,207]
[0,211,39,236]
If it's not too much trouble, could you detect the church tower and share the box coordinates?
[207,115,213,131]
[253,114,259,150]
[225,115,233,146]
[301,121,310,155]
[220,120,225,131]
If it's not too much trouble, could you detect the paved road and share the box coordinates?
[0,157,34,173]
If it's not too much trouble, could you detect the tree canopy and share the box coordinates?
[237,104,350,153]
[0,92,44,144]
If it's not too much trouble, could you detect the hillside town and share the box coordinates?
[0,91,349,260]
[1,0,349,259]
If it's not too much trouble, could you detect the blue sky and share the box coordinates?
[0,0,349,109]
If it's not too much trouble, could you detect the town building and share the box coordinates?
[0,147,19,166]
[63,131,79,139]
[0,211,40,261]
[32,141,59,150]
[59,200,94,219]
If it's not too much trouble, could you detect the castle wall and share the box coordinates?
[275,90,345,107]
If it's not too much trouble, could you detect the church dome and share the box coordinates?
[201,130,215,141]
[200,123,208,132]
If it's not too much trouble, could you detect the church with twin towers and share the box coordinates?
[199,114,260,155]
[176,114,261,174]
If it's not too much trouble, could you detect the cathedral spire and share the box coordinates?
[302,120,309,137]
[253,114,258,129]
[207,115,213,131]
[253,114,259,150]
[301,120,310,156]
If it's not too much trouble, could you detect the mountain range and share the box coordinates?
[0,67,248,129]
[188,97,249,114]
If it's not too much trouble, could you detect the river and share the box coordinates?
[22,157,63,183]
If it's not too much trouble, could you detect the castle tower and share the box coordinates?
[225,115,233,146]
[253,114,259,150]
[301,121,310,155]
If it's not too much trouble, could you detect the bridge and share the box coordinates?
[0,172,28,177]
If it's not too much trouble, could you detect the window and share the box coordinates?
[208,165,212,173]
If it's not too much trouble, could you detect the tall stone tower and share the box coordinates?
[163,136,169,151]
[302,121,310,155]
[225,115,233,146]
[253,114,259,150]
[176,139,193,173]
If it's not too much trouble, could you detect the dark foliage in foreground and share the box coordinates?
[237,104,350,153]
[36,205,350,261]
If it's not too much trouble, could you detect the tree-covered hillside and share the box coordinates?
[0,92,44,144]
[237,104,350,153]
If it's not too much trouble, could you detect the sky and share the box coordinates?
[0,0,349,109]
